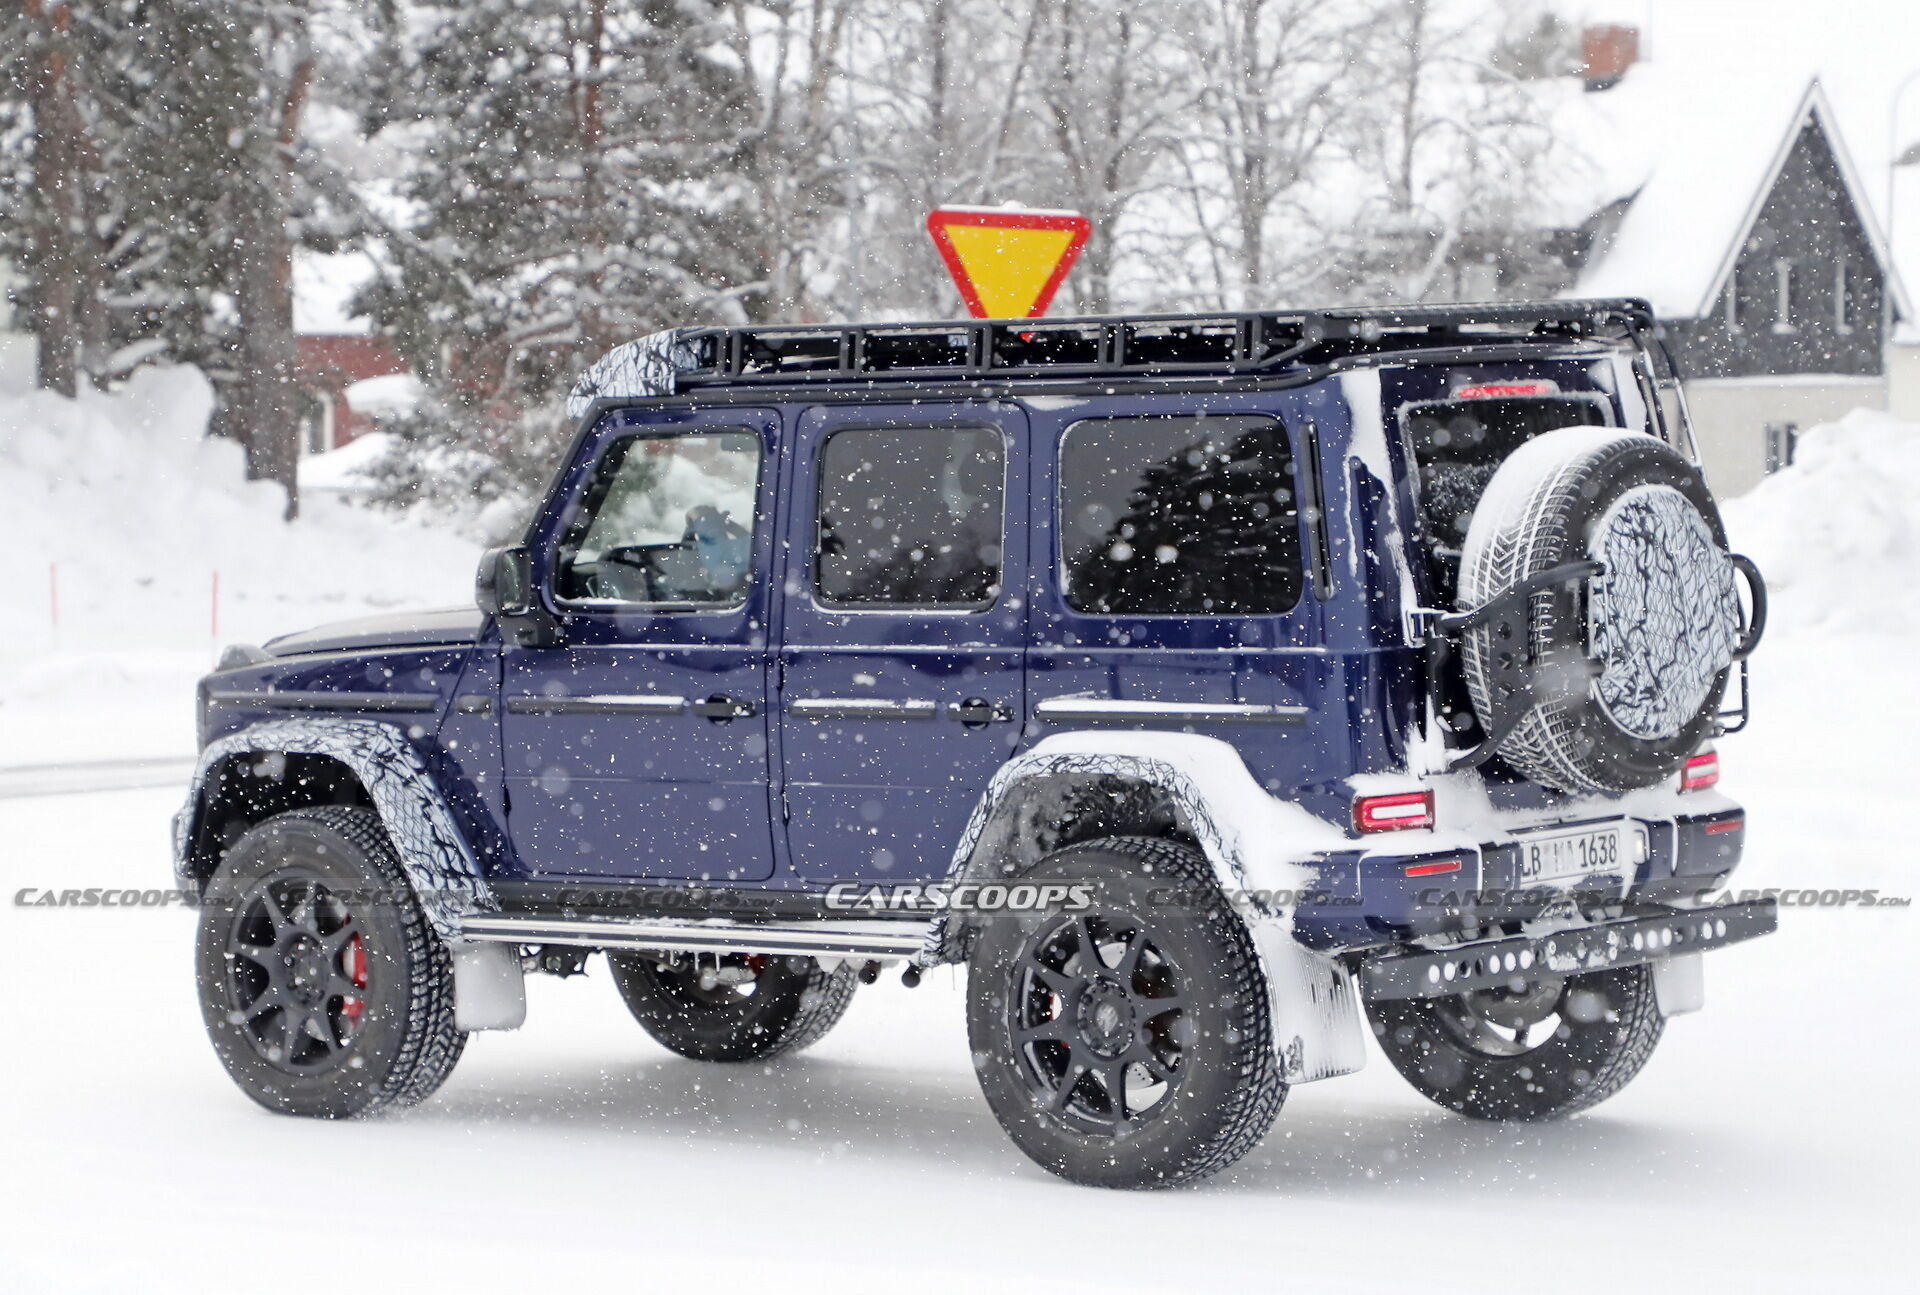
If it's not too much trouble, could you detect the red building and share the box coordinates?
[296,333,411,453]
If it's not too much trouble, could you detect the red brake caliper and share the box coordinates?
[341,933,368,1028]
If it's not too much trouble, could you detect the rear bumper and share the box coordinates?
[1358,898,1776,1000]
[1295,803,1747,951]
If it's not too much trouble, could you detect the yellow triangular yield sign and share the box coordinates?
[926,207,1091,318]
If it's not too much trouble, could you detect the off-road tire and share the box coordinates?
[1459,427,1739,792]
[607,953,858,1062]
[195,806,466,1118]
[966,837,1285,1190]
[1367,964,1664,1121]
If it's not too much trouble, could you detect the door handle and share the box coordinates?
[505,695,686,716]
[787,698,938,720]
[947,698,1013,726]
[692,694,756,722]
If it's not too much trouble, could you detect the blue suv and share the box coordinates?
[177,301,1772,1187]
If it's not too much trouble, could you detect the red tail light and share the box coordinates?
[1354,790,1435,833]
[1681,750,1719,791]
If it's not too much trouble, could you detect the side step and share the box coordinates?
[456,912,935,961]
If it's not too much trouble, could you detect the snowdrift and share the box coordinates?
[1721,408,1920,634]
[0,356,478,762]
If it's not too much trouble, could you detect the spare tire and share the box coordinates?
[1457,427,1743,793]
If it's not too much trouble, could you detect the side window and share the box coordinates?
[1060,415,1302,616]
[814,425,1004,608]
[1401,395,1609,593]
[554,430,761,607]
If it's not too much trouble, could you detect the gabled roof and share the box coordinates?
[1570,78,1913,322]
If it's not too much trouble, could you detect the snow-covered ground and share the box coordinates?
[1,380,1914,1290]
[0,646,1911,1292]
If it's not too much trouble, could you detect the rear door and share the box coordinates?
[1023,396,1337,804]
[775,402,1028,886]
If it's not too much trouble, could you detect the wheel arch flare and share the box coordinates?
[936,731,1369,1082]
[174,717,495,938]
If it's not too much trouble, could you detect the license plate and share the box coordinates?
[1515,822,1629,886]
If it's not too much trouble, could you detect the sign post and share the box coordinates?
[925,206,1090,319]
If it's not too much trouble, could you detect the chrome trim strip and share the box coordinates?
[457,913,933,960]
[787,698,940,720]
[206,689,442,713]
[1035,698,1307,724]
[504,695,688,716]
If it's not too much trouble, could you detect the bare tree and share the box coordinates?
[1028,0,1190,312]
[1171,0,1361,309]
[1334,0,1566,303]
[832,1,1052,319]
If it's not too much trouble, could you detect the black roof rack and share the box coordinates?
[669,299,1653,389]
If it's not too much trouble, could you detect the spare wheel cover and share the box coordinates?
[1456,427,1741,793]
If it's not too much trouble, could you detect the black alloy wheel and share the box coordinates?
[1008,909,1188,1134]
[221,873,372,1071]
[968,837,1285,1189]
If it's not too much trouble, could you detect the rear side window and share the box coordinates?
[1060,415,1302,616]
[815,425,1005,607]
[1404,395,1609,568]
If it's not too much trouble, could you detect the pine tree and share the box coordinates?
[1,1,112,395]
[1,0,346,516]
[358,0,848,508]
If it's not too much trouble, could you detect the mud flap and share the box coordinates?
[1251,922,1368,1082]
[1653,952,1705,1017]
[452,941,527,1031]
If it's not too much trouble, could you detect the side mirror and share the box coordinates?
[475,545,533,618]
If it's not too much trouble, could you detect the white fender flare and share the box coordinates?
[173,717,496,938]
[937,732,1369,1083]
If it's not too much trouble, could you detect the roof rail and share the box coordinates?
[663,299,1653,389]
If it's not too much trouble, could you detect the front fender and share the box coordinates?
[936,731,1368,1083]
[173,717,496,938]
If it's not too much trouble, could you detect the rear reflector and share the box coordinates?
[1403,858,1461,877]
[1354,790,1435,833]
[1453,379,1559,399]
[1682,750,1720,791]
[1704,817,1743,836]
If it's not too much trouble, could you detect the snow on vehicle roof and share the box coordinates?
[1558,69,1911,321]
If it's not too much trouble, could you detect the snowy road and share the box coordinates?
[3,637,1913,1293]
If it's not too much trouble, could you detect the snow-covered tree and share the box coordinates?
[1,1,112,396]
[1326,0,1572,304]
[1028,0,1190,313]
[357,0,876,507]
[2,0,357,516]
[1168,0,1361,309]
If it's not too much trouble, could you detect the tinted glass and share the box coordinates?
[1061,415,1302,615]
[815,426,1004,607]
[554,431,760,606]
[1403,396,1608,590]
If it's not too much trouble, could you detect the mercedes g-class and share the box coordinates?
[178,300,1771,1188]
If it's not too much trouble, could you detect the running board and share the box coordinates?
[456,912,935,961]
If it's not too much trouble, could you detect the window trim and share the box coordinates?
[1835,253,1854,335]
[1772,257,1798,335]
[1055,411,1308,620]
[809,420,1011,614]
[549,426,765,614]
